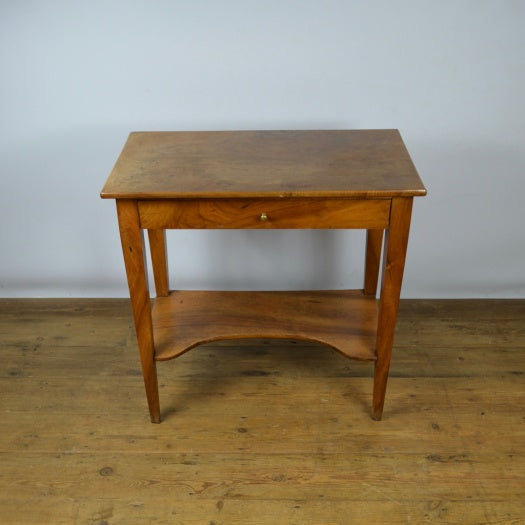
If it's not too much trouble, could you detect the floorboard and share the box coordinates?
[0,299,524,524]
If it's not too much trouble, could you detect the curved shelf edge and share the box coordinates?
[152,290,378,362]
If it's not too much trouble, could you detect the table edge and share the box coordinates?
[100,189,427,200]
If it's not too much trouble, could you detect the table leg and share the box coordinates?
[372,197,413,420]
[116,199,161,423]
[364,229,384,296]
[148,229,169,297]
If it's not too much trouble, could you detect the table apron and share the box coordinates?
[138,198,391,229]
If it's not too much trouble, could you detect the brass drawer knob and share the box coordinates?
[260,212,268,221]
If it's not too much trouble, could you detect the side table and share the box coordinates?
[101,130,426,423]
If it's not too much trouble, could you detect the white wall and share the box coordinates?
[1,1,524,298]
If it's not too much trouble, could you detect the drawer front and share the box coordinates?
[139,198,391,229]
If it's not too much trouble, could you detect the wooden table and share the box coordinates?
[101,130,426,423]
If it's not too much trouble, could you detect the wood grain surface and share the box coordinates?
[151,290,378,361]
[138,197,391,229]
[1,299,524,524]
[104,130,426,424]
[100,130,426,199]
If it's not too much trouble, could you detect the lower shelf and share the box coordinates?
[152,290,378,362]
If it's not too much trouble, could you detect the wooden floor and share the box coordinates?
[1,299,524,524]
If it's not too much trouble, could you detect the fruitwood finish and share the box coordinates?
[152,290,377,361]
[116,200,160,422]
[101,130,425,423]
[101,130,426,199]
[138,198,391,229]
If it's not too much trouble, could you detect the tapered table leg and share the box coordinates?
[364,229,384,296]
[148,229,169,297]
[372,197,413,420]
[116,199,161,423]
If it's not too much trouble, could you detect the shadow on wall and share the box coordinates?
[164,228,366,292]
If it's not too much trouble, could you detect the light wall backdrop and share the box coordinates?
[1,1,524,298]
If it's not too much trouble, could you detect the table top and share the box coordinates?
[100,130,426,199]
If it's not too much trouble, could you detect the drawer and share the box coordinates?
[138,198,391,229]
